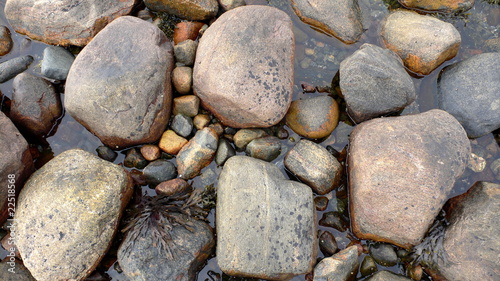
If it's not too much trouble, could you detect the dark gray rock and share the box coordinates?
[0,55,33,83]
[340,43,416,123]
[5,0,135,46]
[437,182,500,281]
[124,148,148,169]
[41,46,75,80]
[313,246,359,281]
[215,138,235,166]
[143,159,177,187]
[65,16,174,149]
[15,149,133,281]
[177,127,218,179]
[319,230,338,256]
[171,114,193,138]
[233,128,267,150]
[437,53,500,138]
[0,262,36,280]
[145,0,218,20]
[349,109,470,248]
[174,39,197,66]
[366,271,411,281]
[217,156,316,279]
[10,73,62,136]
[369,243,398,266]
[96,146,117,162]
[319,211,349,232]
[360,256,377,276]
[284,139,342,195]
[245,136,281,162]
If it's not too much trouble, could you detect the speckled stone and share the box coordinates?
[176,127,218,179]
[286,96,339,139]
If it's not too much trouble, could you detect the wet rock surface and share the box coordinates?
[10,73,62,136]
[15,149,132,281]
[142,159,177,187]
[159,130,188,155]
[285,139,342,195]
[41,46,75,81]
[173,95,200,117]
[349,110,470,248]
[291,0,364,44]
[193,5,294,128]
[171,114,194,138]
[340,43,415,123]
[5,0,135,46]
[369,243,398,266]
[437,52,500,138]
[0,55,33,83]
[313,246,359,281]
[398,0,474,13]
[246,136,282,162]
[366,271,411,281]
[0,26,13,56]
[217,156,316,279]
[215,138,236,166]
[437,181,500,281]
[65,16,174,149]
[286,96,339,139]
[145,0,219,20]
[177,127,218,179]
[381,10,461,75]
[0,262,36,280]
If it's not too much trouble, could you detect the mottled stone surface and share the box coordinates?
[176,127,218,179]
[0,26,13,56]
[217,156,316,280]
[233,128,267,150]
[65,16,174,149]
[366,271,411,281]
[159,130,188,155]
[313,246,359,281]
[246,136,282,162]
[41,46,75,80]
[173,95,200,117]
[0,55,33,83]
[437,182,500,281]
[340,43,415,123]
[398,0,474,13]
[0,262,36,280]
[437,53,500,138]
[5,0,135,46]
[349,110,470,248]
[291,0,364,44]
[15,149,132,281]
[145,0,218,20]
[381,10,461,75]
[193,5,294,128]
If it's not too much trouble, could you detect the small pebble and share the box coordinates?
[369,243,398,266]
[41,45,75,80]
[246,136,281,162]
[171,114,193,138]
[155,178,191,196]
[174,39,198,66]
[140,144,161,161]
[136,9,154,20]
[173,95,200,117]
[319,211,349,232]
[215,138,236,166]
[318,230,338,256]
[233,128,267,150]
[0,26,13,56]
[0,55,34,83]
[159,130,188,155]
[301,82,316,93]
[193,114,211,130]
[124,148,148,169]
[142,159,177,187]
[467,153,486,172]
[360,256,378,276]
[408,264,423,281]
[96,146,117,162]
[314,196,329,211]
[173,21,205,45]
[172,66,193,94]
[219,0,246,11]
[209,122,224,136]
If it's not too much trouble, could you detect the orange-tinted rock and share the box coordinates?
[172,66,193,95]
[0,26,13,56]
[145,0,218,21]
[158,130,188,155]
[173,95,200,117]
[140,144,161,161]
[155,178,191,196]
[176,127,218,179]
[193,114,211,130]
[398,0,474,13]
[173,21,205,45]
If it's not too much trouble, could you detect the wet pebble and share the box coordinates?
[140,144,161,161]
[491,158,500,180]
[142,159,177,187]
[193,113,211,130]
[174,39,197,66]
[144,0,218,21]
[173,95,200,117]
[467,153,486,173]
[399,0,474,13]
[173,21,205,45]
[171,114,193,138]
[318,230,338,256]
[360,255,378,277]
[209,122,224,136]
[215,138,235,166]
[233,128,267,150]
[319,211,349,232]
[172,66,193,94]
[155,178,190,196]
[158,130,188,155]
[176,127,218,179]
[124,148,148,169]
[313,246,359,281]
[0,26,13,56]
[314,196,328,211]
[276,127,289,139]
[41,45,75,80]
[96,146,118,162]
[245,136,281,162]
[0,55,33,83]
[369,243,398,266]
[129,169,147,186]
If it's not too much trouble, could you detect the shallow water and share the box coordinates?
[0,0,499,280]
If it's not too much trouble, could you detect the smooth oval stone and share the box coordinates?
[159,130,188,155]
[286,96,339,139]
[319,230,338,256]
[193,5,294,128]
[398,0,474,13]
[233,128,267,150]
[0,26,13,56]
[142,159,177,187]
[360,256,378,276]
[246,136,282,162]
[5,0,135,46]
[176,127,218,179]
[155,178,190,196]
[41,46,75,81]
[0,55,33,83]
[124,148,148,169]
[140,144,161,161]
[145,0,218,20]
[172,66,193,94]
[96,146,117,162]
[215,138,236,166]
[369,243,398,266]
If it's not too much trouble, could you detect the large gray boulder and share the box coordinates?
[437,53,500,138]
[15,149,133,281]
[193,5,294,128]
[217,156,316,280]
[340,43,416,123]
[349,110,470,248]
[65,16,174,149]
[4,0,135,46]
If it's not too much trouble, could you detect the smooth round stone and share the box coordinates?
[173,21,205,45]
[286,96,339,139]
[0,26,13,56]
[369,243,398,266]
[124,148,148,169]
[398,0,474,13]
[96,146,118,162]
[174,39,198,66]
[140,144,161,161]
[318,230,338,256]
[314,196,329,211]
[319,211,348,232]
[172,66,193,95]
[0,55,33,83]
[173,95,200,117]
[145,0,218,20]
[193,114,211,130]
[246,136,282,162]
[155,178,190,196]
[233,128,267,150]
[142,159,177,187]
[171,114,194,138]
[215,138,236,166]
[158,130,188,155]
[360,255,378,276]
[41,46,75,81]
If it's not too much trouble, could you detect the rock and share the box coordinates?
[159,130,188,155]
[381,10,461,75]
[437,182,500,281]
[215,138,236,166]
[15,149,132,281]
[41,46,75,81]
[340,43,416,123]
[233,128,267,150]
[96,146,117,162]
[193,114,210,130]
[118,212,214,281]
[124,148,148,169]
[219,0,246,11]
[171,114,193,138]
[0,262,36,280]
[484,38,500,52]
[142,160,177,187]
[193,5,294,128]
[366,271,411,281]
[176,127,218,179]
[0,26,13,56]
[155,178,190,196]
[0,55,33,83]
[468,153,486,173]
[319,211,349,232]
[314,196,329,211]
[144,0,218,20]
[491,158,500,180]
[319,230,338,256]
[437,53,500,138]
[360,256,377,277]
[349,109,470,248]
[173,21,205,45]
[291,0,364,44]
[285,96,339,139]
[10,73,62,136]
[246,136,281,162]
[284,139,342,195]
[174,39,198,66]
[217,156,316,279]
[172,66,193,94]
[140,144,161,161]
[65,16,174,149]
[173,95,200,117]
[5,0,135,46]
[313,246,359,281]
[398,0,474,13]
[0,112,33,224]
[369,243,398,266]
